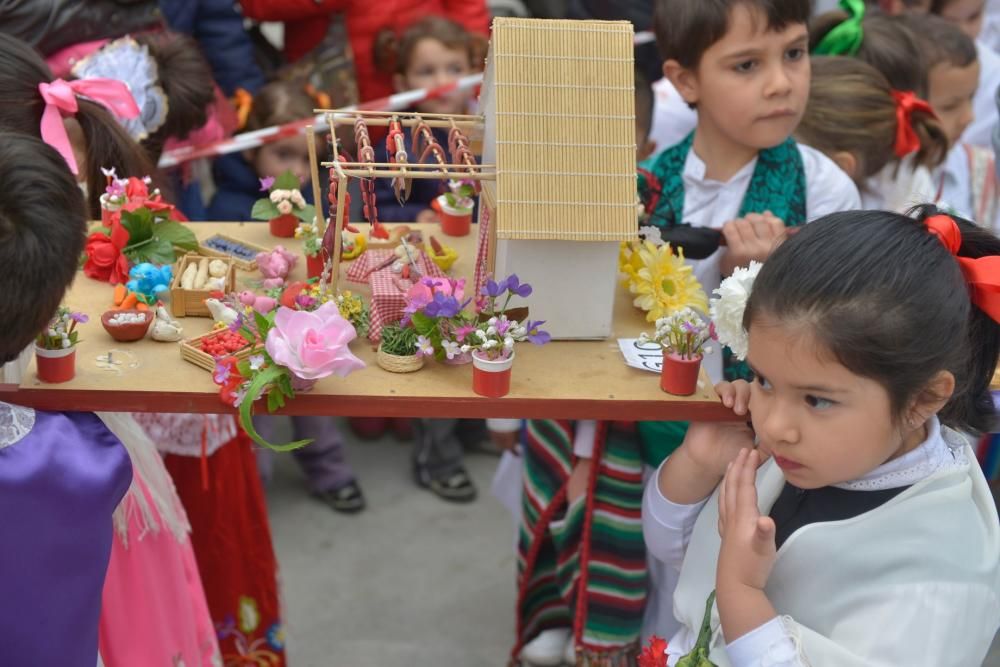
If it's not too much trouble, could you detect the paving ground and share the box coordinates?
[264,418,1000,667]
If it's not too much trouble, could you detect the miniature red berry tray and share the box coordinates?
[180,328,262,372]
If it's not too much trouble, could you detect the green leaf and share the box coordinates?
[251,199,280,221]
[142,238,178,265]
[155,221,199,252]
[239,366,313,452]
[238,329,256,345]
[121,209,153,244]
[295,204,317,223]
[273,171,300,191]
[253,310,271,336]
[410,312,437,337]
[237,360,252,376]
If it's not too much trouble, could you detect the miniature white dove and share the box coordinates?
[204,298,239,327]
[151,305,184,342]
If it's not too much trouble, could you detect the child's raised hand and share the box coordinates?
[679,381,755,479]
[717,448,776,592]
[721,211,786,275]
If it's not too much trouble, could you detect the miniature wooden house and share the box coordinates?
[475,17,637,339]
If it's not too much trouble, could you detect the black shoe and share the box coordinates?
[414,465,478,503]
[315,480,366,514]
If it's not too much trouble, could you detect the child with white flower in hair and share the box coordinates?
[643,206,1000,665]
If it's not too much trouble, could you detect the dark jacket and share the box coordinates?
[206,152,327,221]
[0,0,162,56]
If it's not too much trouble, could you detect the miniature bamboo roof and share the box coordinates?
[483,18,637,242]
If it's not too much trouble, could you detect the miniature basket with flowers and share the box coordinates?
[252,171,317,238]
[376,324,423,373]
[35,306,88,383]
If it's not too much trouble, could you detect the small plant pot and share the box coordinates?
[35,344,76,384]
[660,351,702,396]
[377,346,424,373]
[432,197,471,237]
[101,310,153,342]
[444,351,473,366]
[472,350,514,398]
[306,253,324,280]
[269,213,299,238]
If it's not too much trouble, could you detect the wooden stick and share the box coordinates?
[324,168,496,180]
[324,109,483,120]
[330,174,347,295]
[306,125,325,239]
[320,161,493,170]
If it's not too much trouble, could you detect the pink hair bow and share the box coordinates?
[38,78,140,174]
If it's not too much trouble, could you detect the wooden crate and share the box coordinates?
[199,234,269,271]
[169,254,237,318]
[180,329,261,372]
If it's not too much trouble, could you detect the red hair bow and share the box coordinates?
[891,90,936,158]
[925,215,1000,324]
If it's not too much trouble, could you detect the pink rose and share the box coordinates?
[265,302,365,380]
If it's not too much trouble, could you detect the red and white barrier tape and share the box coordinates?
[157,72,484,168]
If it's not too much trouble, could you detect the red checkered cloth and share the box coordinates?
[347,248,446,343]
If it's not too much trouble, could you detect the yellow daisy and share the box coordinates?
[626,241,708,322]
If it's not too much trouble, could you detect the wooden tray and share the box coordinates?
[200,233,270,271]
[169,254,237,318]
[180,329,262,372]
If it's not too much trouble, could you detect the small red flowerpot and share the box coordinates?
[269,213,298,238]
[660,351,702,396]
[306,253,324,279]
[431,198,471,237]
[472,350,514,398]
[35,345,76,384]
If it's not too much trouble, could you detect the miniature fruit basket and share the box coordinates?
[101,310,153,342]
[200,234,269,271]
[180,328,262,372]
[170,254,237,318]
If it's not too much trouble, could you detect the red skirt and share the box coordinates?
[165,430,285,666]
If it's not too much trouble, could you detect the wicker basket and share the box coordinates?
[376,346,424,373]
[180,330,261,371]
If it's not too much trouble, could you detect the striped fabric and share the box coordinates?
[515,420,647,665]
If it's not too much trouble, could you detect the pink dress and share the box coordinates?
[96,414,221,666]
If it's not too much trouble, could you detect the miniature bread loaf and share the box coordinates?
[208,259,228,278]
[180,262,198,289]
[194,257,210,289]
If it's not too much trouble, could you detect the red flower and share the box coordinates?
[637,636,668,667]
[124,177,148,200]
[83,219,131,284]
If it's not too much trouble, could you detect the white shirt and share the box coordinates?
[933,141,1000,232]
[861,155,937,214]
[680,144,861,381]
[964,41,1000,148]
[642,418,1000,666]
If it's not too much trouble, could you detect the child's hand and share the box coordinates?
[717,448,776,592]
[721,211,786,275]
[680,381,755,479]
[416,209,438,224]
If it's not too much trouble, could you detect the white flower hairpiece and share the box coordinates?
[709,261,762,361]
[72,37,168,141]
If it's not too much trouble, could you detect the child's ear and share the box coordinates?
[663,59,699,107]
[905,370,956,428]
[392,73,407,94]
[830,151,859,180]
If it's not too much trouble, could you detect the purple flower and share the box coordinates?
[454,325,476,342]
[70,312,89,324]
[505,274,533,298]
[213,362,231,385]
[295,293,317,310]
[482,277,508,297]
[423,293,462,319]
[259,176,275,192]
[228,313,244,333]
[526,320,551,345]
[495,318,511,335]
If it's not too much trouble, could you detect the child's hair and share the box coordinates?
[810,11,929,95]
[373,16,487,76]
[244,80,316,132]
[0,36,156,218]
[653,0,812,69]
[897,12,978,69]
[0,133,87,362]
[796,57,947,177]
[635,68,654,143]
[745,206,1000,433]
[133,32,216,162]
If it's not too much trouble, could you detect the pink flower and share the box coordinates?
[265,302,366,380]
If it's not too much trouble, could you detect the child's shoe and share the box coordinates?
[521,628,572,666]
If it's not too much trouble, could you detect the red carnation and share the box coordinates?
[637,636,668,667]
[83,219,130,284]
